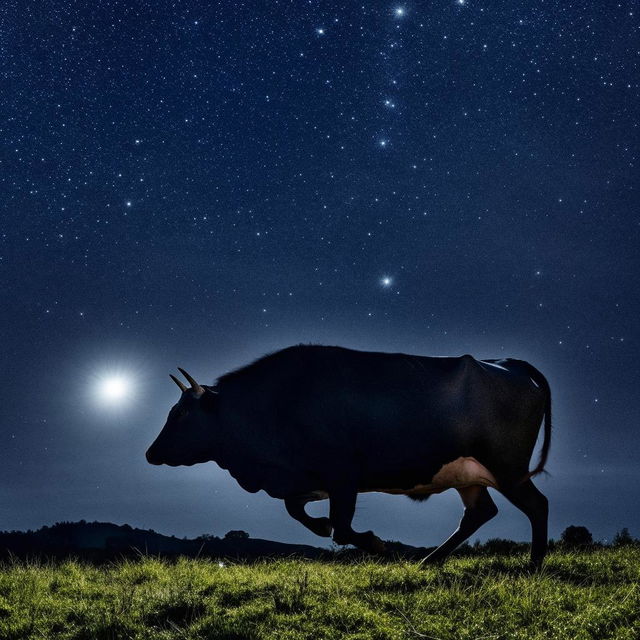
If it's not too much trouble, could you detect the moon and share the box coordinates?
[94,372,133,407]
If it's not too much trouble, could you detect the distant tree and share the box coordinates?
[196,534,217,541]
[561,525,593,547]
[224,530,249,540]
[612,528,635,547]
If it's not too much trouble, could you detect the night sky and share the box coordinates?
[2,1,638,548]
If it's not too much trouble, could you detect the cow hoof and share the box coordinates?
[356,531,387,554]
[369,535,387,555]
[332,530,386,554]
[310,517,332,537]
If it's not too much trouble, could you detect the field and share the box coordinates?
[0,548,639,639]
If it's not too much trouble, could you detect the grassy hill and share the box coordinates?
[1,548,639,639]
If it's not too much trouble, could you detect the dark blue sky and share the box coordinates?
[1,1,638,547]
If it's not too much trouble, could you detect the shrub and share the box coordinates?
[612,527,635,547]
[560,525,593,548]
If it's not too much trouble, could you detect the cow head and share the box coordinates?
[146,368,219,466]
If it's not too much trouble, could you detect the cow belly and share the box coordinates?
[376,457,498,497]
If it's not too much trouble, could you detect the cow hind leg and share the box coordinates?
[420,486,498,566]
[329,487,386,554]
[284,497,332,537]
[500,479,548,570]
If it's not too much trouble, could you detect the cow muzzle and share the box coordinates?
[146,447,162,465]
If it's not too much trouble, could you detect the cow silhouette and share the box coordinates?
[147,345,551,568]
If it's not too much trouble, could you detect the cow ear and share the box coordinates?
[200,388,218,412]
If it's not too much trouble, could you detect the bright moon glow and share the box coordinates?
[95,373,132,406]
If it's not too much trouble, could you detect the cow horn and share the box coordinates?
[170,374,187,392]
[177,367,204,395]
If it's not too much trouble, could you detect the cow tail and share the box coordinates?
[525,366,552,479]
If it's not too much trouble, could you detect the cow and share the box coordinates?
[146,345,551,568]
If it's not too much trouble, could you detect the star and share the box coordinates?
[395,7,405,17]
[381,276,393,287]
[316,28,325,35]
[379,139,388,147]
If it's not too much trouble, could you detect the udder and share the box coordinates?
[376,457,498,497]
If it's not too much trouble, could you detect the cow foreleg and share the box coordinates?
[284,496,332,537]
[329,487,386,554]
[500,479,548,570]
[420,486,498,566]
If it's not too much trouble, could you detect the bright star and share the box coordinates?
[395,7,405,17]
[379,139,388,147]
[317,28,325,35]
[381,276,393,287]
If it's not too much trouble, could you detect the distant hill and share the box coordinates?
[0,521,436,562]
[0,521,330,561]
[1,521,633,564]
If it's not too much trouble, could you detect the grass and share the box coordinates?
[0,548,639,639]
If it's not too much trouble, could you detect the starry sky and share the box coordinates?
[1,1,638,548]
